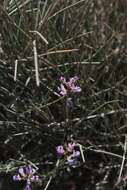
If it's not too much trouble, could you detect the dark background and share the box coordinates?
[0,0,127,189]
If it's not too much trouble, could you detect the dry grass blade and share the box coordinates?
[14,59,18,81]
[48,0,89,20]
[116,135,127,185]
[8,0,31,15]
[33,40,40,87]
[30,30,49,45]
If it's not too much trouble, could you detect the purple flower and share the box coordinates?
[72,150,80,158]
[67,142,76,153]
[59,83,67,96]
[68,77,81,93]
[13,165,40,190]
[56,145,65,155]
[30,175,40,182]
[67,157,78,166]
[13,174,21,181]
[58,76,81,96]
[56,142,80,166]
[24,183,31,190]
[67,151,80,166]
[25,165,36,176]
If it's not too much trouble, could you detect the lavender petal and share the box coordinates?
[18,167,25,177]
[56,145,65,155]
[13,174,21,181]
[31,175,40,182]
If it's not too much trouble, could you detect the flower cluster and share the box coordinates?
[58,76,81,96]
[13,75,81,189]
[56,142,80,166]
[13,165,40,190]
